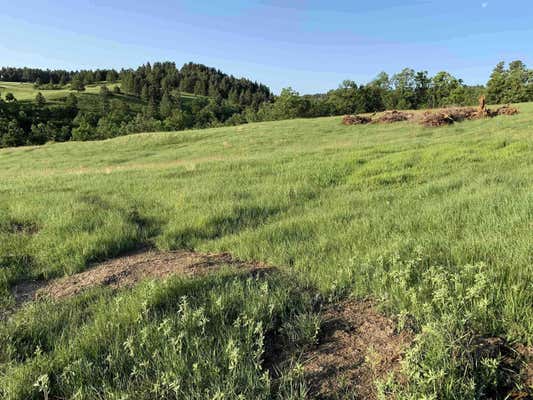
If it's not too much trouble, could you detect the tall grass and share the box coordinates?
[0,269,318,399]
[0,104,531,398]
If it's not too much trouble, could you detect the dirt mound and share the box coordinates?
[342,114,372,125]
[375,110,413,123]
[303,299,413,399]
[12,250,272,303]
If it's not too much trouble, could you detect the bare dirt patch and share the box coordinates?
[302,299,413,400]
[12,250,272,304]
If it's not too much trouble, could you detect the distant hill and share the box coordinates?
[120,62,273,109]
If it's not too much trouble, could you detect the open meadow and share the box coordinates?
[0,81,120,102]
[0,81,200,104]
[0,105,532,399]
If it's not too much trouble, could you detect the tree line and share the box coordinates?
[486,61,533,104]
[230,61,532,123]
[243,70,485,123]
[0,60,532,148]
[0,67,120,86]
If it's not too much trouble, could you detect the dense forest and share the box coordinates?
[0,67,119,87]
[120,62,272,108]
[0,60,532,148]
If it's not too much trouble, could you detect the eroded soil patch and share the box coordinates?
[303,299,413,400]
[12,250,272,304]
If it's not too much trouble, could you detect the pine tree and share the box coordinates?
[70,76,86,92]
[35,92,46,107]
[506,60,529,103]
[100,85,111,99]
[159,91,174,118]
[486,62,507,104]
[141,84,150,102]
[65,93,78,109]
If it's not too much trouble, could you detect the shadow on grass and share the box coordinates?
[173,204,286,248]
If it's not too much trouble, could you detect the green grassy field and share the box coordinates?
[0,105,532,398]
[0,81,121,102]
[0,81,199,105]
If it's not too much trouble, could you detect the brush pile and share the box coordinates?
[495,105,519,116]
[374,110,413,123]
[419,106,519,127]
[342,96,520,127]
[420,108,478,127]
[342,114,372,125]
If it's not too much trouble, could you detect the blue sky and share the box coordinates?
[1,0,532,94]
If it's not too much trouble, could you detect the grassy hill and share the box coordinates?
[0,81,200,104]
[0,81,121,102]
[0,106,532,398]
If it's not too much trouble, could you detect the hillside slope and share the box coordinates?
[0,105,532,398]
[0,81,120,102]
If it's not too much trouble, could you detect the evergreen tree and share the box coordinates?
[159,91,174,118]
[0,120,25,147]
[194,80,207,96]
[106,70,118,82]
[100,85,111,99]
[487,62,507,104]
[414,71,431,108]
[72,114,96,141]
[141,84,150,102]
[65,93,78,109]
[70,76,86,92]
[506,60,530,103]
[35,92,46,107]
[30,123,48,144]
